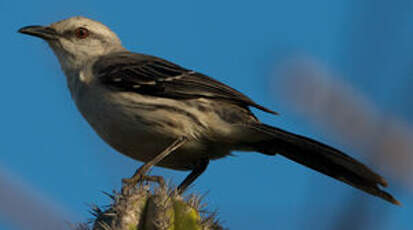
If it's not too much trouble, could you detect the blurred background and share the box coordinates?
[1,1,412,229]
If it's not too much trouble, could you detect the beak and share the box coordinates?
[18,25,58,40]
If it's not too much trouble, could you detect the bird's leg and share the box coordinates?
[122,137,187,194]
[177,158,210,194]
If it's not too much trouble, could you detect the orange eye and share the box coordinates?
[74,27,89,39]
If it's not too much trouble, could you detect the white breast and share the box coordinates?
[66,69,238,170]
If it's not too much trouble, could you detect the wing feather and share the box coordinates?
[93,51,278,115]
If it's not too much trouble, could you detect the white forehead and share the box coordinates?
[50,16,117,39]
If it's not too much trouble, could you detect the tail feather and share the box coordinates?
[250,123,400,205]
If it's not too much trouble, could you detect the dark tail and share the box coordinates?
[249,123,400,205]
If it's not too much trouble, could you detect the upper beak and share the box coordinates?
[18,25,58,40]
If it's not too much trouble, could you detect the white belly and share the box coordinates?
[72,84,234,170]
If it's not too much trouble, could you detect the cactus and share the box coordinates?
[78,182,224,230]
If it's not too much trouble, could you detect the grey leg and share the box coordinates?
[122,137,187,193]
[177,158,210,193]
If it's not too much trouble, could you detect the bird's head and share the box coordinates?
[19,16,124,72]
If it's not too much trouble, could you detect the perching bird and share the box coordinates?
[19,16,399,205]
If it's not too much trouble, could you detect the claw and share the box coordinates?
[121,174,166,195]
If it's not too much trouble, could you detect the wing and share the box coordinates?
[92,51,278,115]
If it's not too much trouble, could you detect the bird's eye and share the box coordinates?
[74,27,89,39]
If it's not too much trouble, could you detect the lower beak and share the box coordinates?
[18,25,58,40]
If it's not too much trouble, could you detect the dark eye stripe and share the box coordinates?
[61,28,96,40]
[61,30,73,38]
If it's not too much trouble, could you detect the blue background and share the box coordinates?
[1,1,412,229]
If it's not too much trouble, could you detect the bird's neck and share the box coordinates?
[63,58,96,102]
[50,42,126,78]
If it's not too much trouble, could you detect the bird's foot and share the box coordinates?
[121,174,165,195]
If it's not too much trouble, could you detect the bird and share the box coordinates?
[18,16,399,205]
